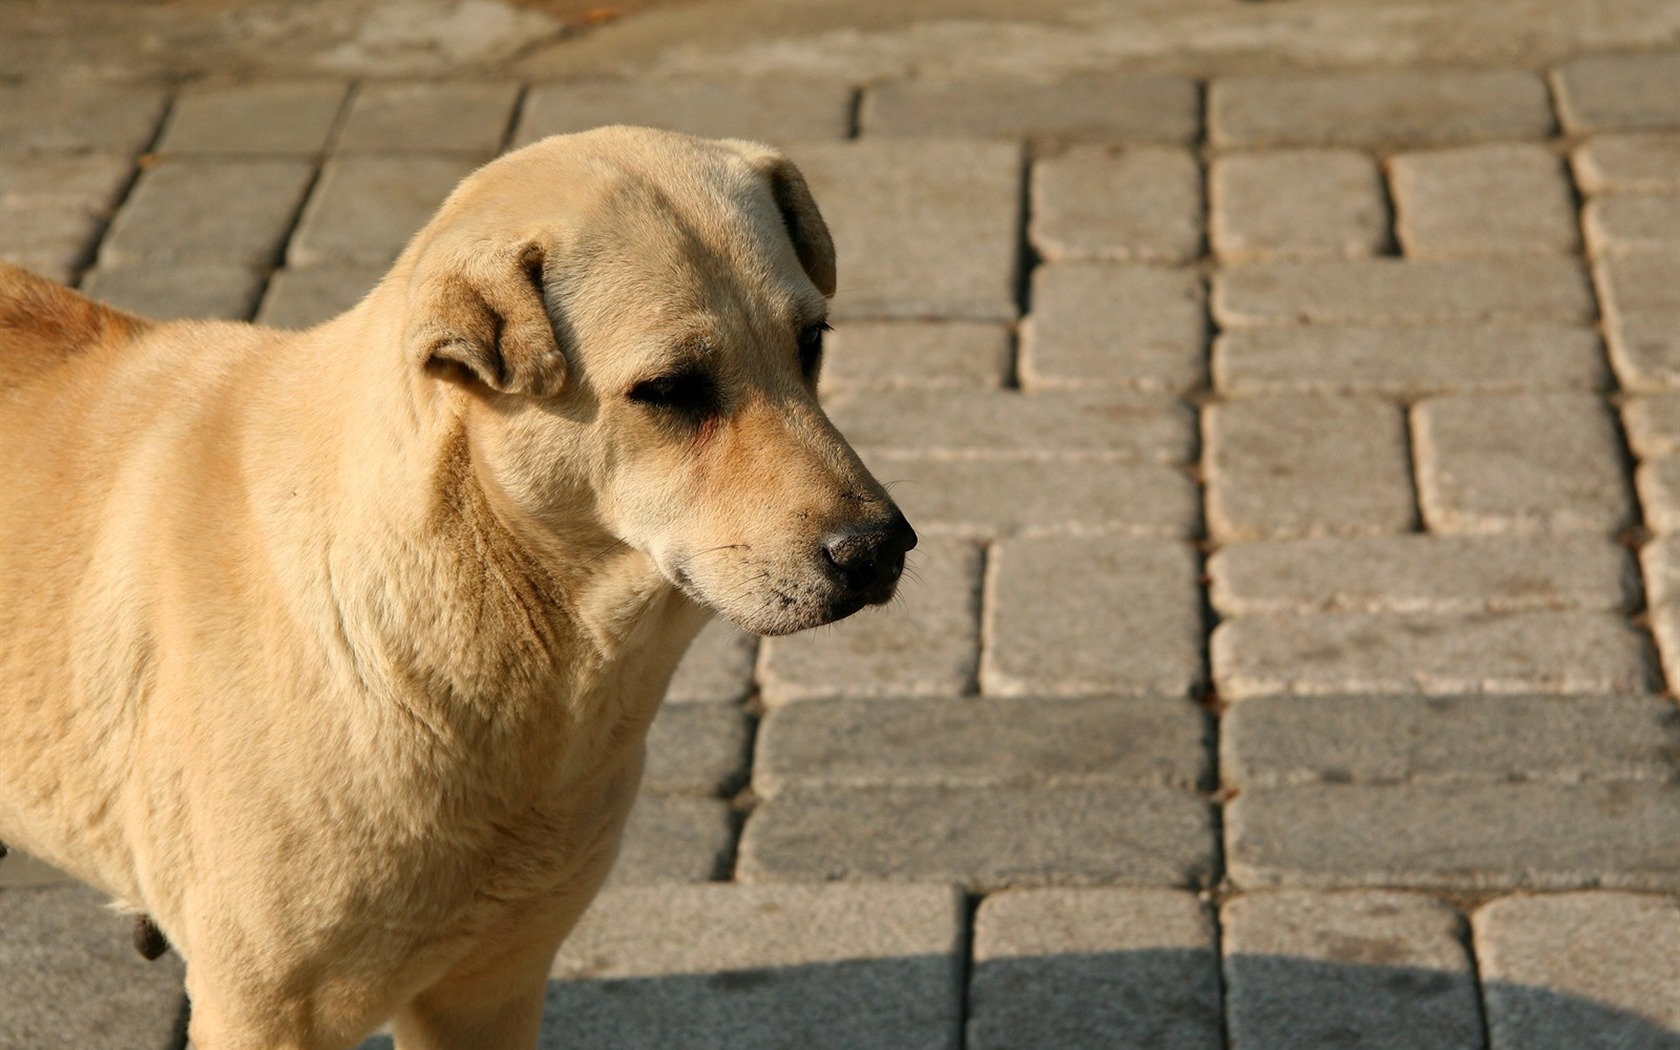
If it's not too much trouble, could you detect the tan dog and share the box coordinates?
[0,126,914,1049]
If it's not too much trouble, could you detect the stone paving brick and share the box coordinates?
[1649,605,1680,691]
[1389,143,1580,257]
[792,140,1021,322]
[858,456,1199,539]
[862,71,1199,144]
[1475,892,1680,1046]
[1595,246,1680,316]
[1208,533,1638,616]
[1553,51,1680,132]
[738,784,1215,890]
[0,152,134,212]
[1412,393,1633,534]
[1585,191,1680,255]
[1029,146,1202,264]
[969,888,1221,1050]
[98,158,315,268]
[1574,133,1680,194]
[1623,393,1680,459]
[158,81,348,155]
[1226,781,1680,890]
[755,696,1209,796]
[643,702,749,797]
[1019,263,1206,391]
[515,77,854,146]
[81,262,265,321]
[547,883,962,1050]
[824,388,1195,463]
[255,263,387,329]
[0,205,105,282]
[1636,456,1680,531]
[1640,533,1680,607]
[1595,250,1680,390]
[1222,891,1482,1050]
[608,795,734,884]
[336,81,519,154]
[1223,694,1680,789]
[1213,257,1596,327]
[665,619,758,704]
[1211,610,1658,699]
[0,885,186,1048]
[1213,324,1608,396]
[1204,395,1417,542]
[820,320,1010,389]
[759,538,980,704]
[1209,70,1553,148]
[0,82,167,154]
[288,155,478,267]
[1209,148,1389,262]
[0,851,72,888]
[982,537,1204,698]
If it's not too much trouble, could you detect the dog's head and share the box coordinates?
[397,126,914,636]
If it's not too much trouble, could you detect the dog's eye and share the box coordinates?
[628,369,717,416]
[798,322,829,380]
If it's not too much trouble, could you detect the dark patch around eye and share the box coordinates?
[798,322,830,380]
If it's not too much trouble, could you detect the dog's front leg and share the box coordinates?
[388,937,560,1050]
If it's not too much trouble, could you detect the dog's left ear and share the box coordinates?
[408,241,566,397]
[731,144,837,298]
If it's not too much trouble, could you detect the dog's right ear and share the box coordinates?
[407,241,566,398]
[728,143,837,298]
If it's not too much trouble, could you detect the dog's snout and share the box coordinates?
[821,512,918,596]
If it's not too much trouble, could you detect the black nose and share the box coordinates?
[821,511,918,597]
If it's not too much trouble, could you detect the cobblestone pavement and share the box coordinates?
[5,2,1680,1047]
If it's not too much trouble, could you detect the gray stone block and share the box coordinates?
[515,78,854,146]
[1213,257,1596,327]
[1624,393,1680,459]
[608,795,734,884]
[665,619,758,704]
[545,883,963,1050]
[1574,133,1680,194]
[1211,611,1658,699]
[158,82,348,155]
[1020,263,1206,391]
[1208,533,1639,616]
[98,157,316,268]
[1595,247,1680,317]
[1226,781,1680,891]
[1475,892,1680,1046]
[1209,70,1553,147]
[1222,891,1481,1050]
[288,155,478,267]
[738,784,1216,891]
[1606,309,1680,391]
[759,537,979,704]
[337,81,520,154]
[1585,192,1680,256]
[1390,142,1580,257]
[791,140,1021,321]
[1553,51,1680,132]
[0,851,73,888]
[1649,604,1680,693]
[1030,146,1203,264]
[862,72,1199,144]
[643,702,749,797]
[81,262,265,321]
[754,696,1209,795]
[970,888,1221,1050]
[821,321,1011,390]
[0,204,105,281]
[0,83,167,154]
[1210,148,1389,262]
[858,456,1200,539]
[1204,395,1417,541]
[1636,457,1680,532]
[255,263,387,329]
[0,152,135,212]
[1412,393,1634,534]
[824,388,1195,463]
[982,537,1204,698]
[1213,324,1608,396]
[0,884,186,1049]
[1223,694,1680,788]
[1641,534,1680,608]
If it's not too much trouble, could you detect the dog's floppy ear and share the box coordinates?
[408,241,566,397]
[731,144,837,298]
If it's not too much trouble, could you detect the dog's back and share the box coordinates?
[0,262,148,392]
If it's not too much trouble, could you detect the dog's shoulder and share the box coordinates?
[0,262,149,390]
